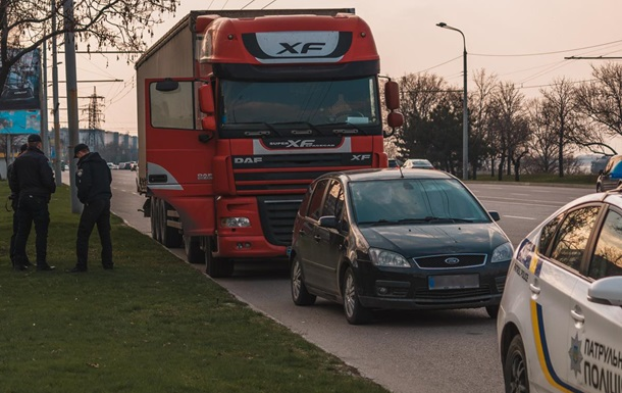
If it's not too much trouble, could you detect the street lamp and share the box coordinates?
[437,22,468,180]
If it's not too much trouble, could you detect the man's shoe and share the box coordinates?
[12,263,28,271]
[67,266,87,273]
[36,264,56,271]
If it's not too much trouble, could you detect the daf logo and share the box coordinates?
[286,140,315,148]
[444,257,460,265]
[277,42,326,55]
[352,154,371,161]
[234,157,262,164]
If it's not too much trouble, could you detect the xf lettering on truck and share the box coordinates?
[277,42,326,55]
[352,154,371,161]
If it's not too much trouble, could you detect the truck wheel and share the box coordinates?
[150,199,158,241]
[161,202,182,248]
[503,334,530,393]
[342,266,372,325]
[153,198,163,243]
[184,235,205,264]
[204,237,234,278]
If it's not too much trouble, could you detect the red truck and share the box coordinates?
[135,9,403,277]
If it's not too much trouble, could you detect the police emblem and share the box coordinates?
[569,333,583,377]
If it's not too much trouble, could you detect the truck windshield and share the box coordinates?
[219,77,380,128]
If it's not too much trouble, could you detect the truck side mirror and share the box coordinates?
[198,83,216,132]
[156,79,179,92]
[387,111,404,128]
[384,81,400,110]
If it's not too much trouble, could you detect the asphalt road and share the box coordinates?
[65,170,593,393]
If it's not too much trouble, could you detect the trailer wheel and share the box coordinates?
[205,237,234,278]
[161,202,183,248]
[184,235,205,264]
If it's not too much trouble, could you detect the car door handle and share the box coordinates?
[529,283,541,294]
[571,309,585,323]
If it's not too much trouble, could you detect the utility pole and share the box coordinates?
[52,0,62,185]
[86,87,105,150]
[63,0,82,213]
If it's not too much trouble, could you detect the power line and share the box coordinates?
[417,55,462,73]
[208,0,215,9]
[222,0,229,10]
[471,39,622,57]
[242,0,255,9]
[262,0,277,9]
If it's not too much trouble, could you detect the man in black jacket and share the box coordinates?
[8,143,31,267]
[69,143,113,272]
[9,134,56,271]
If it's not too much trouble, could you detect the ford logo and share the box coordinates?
[444,257,460,265]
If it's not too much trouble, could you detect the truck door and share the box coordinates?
[145,78,216,235]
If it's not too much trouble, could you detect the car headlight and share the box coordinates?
[221,217,250,228]
[491,242,514,263]
[369,248,411,268]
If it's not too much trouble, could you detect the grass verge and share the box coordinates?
[0,181,388,393]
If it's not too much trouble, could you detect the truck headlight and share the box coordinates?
[369,248,411,268]
[221,217,250,228]
[491,242,514,263]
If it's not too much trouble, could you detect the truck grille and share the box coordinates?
[257,196,304,246]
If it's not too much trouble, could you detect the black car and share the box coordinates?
[289,169,514,324]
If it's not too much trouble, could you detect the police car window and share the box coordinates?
[322,180,345,218]
[307,180,329,221]
[538,214,563,256]
[550,206,600,271]
[588,209,622,280]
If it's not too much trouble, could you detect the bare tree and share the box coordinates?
[540,77,594,177]
[574,63,622,155]
[0,0,177,92]
[470,69,498,178]
[525,98,559,174]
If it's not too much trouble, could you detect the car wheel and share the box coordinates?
[291,256,316,306]
[504,335,530,393]
[342,266,372,325]
[486,305,499,319]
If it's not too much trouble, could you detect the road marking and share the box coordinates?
[510,193,529,196]
[504,215,536,220]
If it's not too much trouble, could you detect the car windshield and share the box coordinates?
[349,179,490,225]
[219,77,380,128]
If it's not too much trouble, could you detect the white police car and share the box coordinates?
[497,191,622,393]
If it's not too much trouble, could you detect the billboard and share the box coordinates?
[0,48,42,134]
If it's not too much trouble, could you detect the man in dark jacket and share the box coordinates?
[8,143,31,267]
[69,143,113,272]
[9,134,56,271]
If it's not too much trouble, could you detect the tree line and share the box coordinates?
[385,63,622,180]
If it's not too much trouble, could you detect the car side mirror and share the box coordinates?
[588,276,622,307]
[318,215,339,229]
[489,211,501,221]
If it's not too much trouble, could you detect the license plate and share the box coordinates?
[428,274,479,290]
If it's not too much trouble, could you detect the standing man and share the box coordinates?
[8,143,31,268]
[69,143,113,273]
[9,134,56,271]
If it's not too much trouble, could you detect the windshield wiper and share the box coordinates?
[235,122,282,137]
[358,219,396,226]
[271,122,327,136]
[422,216,473,223]
[315,122,367,135]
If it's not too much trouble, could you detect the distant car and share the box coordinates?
[388,158,402,169]
[596,154,622,192]
[107,162,119,170]
[497,190,622,393]
[289,168,513,324]
[403,158,434,170]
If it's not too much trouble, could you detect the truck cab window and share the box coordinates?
[150,82,194,129]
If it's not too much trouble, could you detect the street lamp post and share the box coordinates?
[437,22,468,180]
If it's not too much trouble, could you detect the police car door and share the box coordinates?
[533,205,602,391]
[566,207,622,392]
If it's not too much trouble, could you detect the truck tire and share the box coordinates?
[152,198,162,243]
[161,202,183,248]
[204,237,234,278]
[184,235,205,264]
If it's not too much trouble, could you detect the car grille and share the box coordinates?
[414,286,492,302]
[413,254,487,269]
[257,196,303,246]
